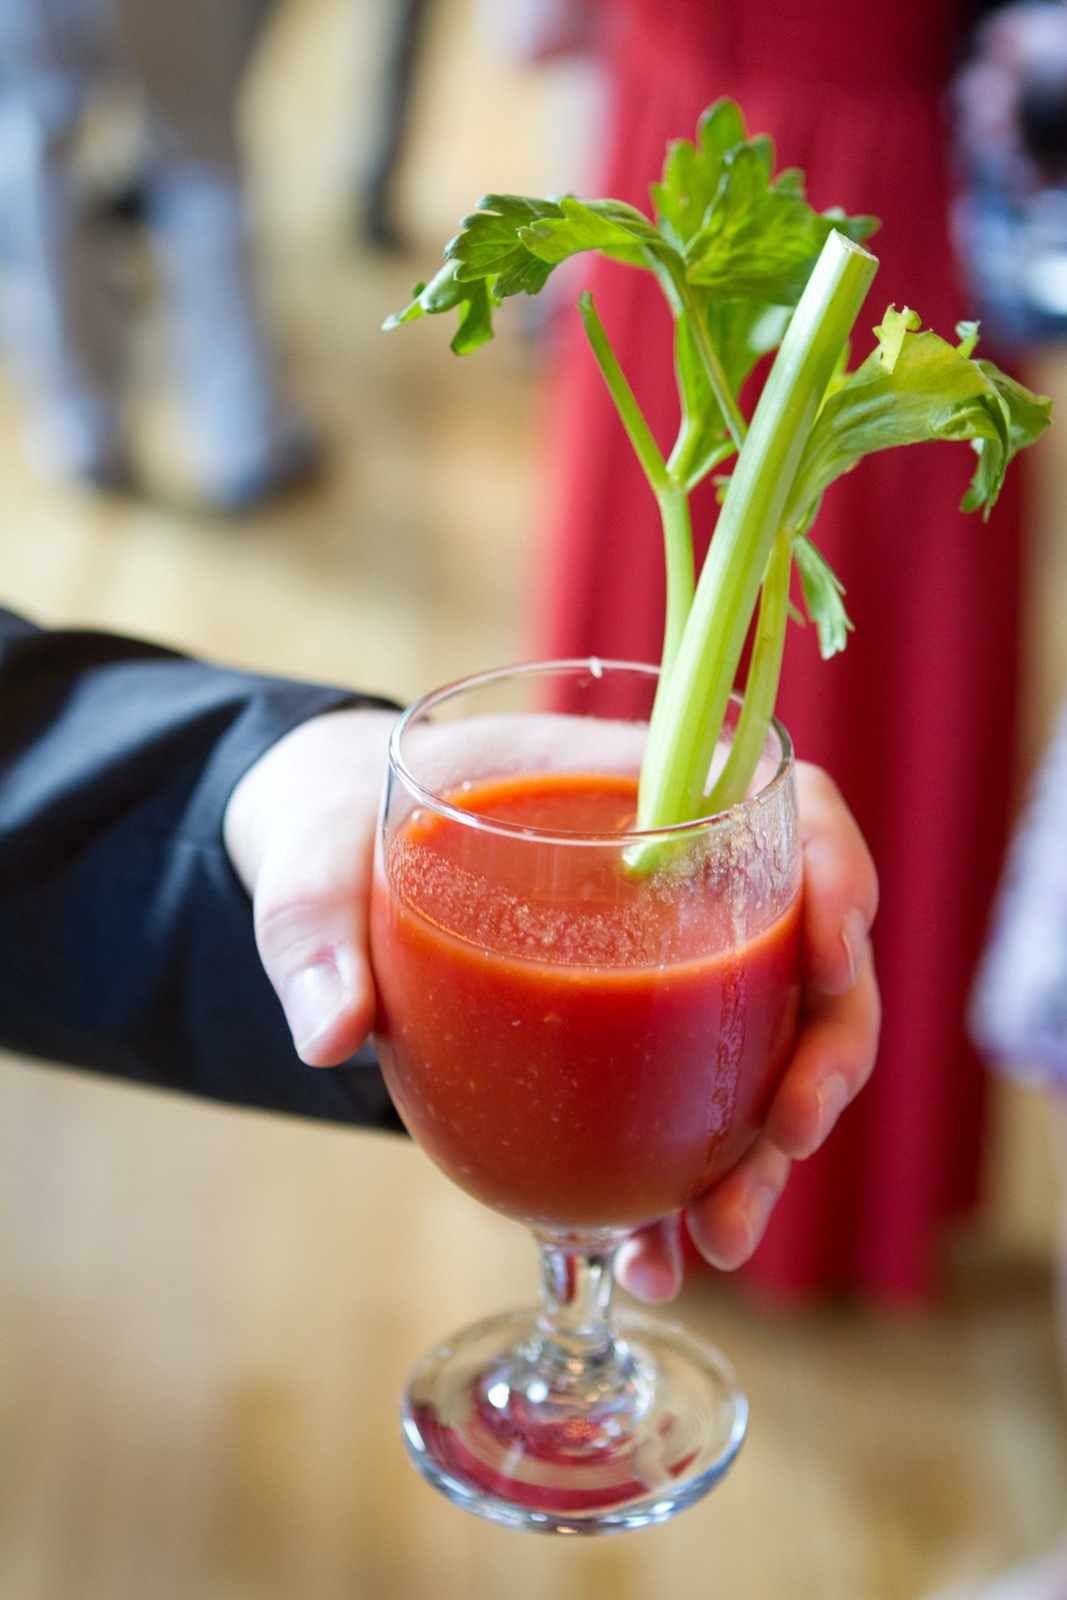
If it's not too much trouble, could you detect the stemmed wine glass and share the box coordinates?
[369,660,801,1533]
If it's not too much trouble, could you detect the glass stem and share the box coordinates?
[533,1230,626,1373]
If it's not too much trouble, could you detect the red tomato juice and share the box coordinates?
[370,771,802,1232]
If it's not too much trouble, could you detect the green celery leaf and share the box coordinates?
[785,309,1051,528]
[821,207,880,246]
[711,294,789,389]
[447,195,567,295]
[651,98,749,250]
[962,360,1053,512]
[873,305,921,370]
[793,535,854,657]
[978,359,1053,458]
[750,134,776,175]
[774,167,806,198]
[668,313,737,490]
[956,320,980,357]
[469,193,564,231]
[517,196,662,270]
[685,148,878,304]
[818,338,854,407]
[387,190,673,351]
[381,284,427,329]
[668,286,792,491]
[383,259,499,354]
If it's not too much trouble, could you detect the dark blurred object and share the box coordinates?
[1019,72,1067,178]
[356,0,598,254]
[359,0,428,252]
[91,177,151,228]
[951,0,1067,343]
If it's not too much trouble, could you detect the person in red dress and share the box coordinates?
[535,0,1019,1304]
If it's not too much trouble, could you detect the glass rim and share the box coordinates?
[388,659,795,845]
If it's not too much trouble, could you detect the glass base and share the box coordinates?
[401,1305,747,1534]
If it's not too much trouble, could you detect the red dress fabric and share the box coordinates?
[535,0,1023,1303]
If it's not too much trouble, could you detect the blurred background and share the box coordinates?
[0,0,1066,1595]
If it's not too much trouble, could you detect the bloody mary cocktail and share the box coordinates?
[372,770,801,1232]
[372,660,800,1534]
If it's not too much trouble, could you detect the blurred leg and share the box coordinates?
[0,0,134,483]
[115,0,318,508]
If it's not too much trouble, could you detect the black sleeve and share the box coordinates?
[0,608,405,1133]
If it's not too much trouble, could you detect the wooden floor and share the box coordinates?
[2,2,1067,1595]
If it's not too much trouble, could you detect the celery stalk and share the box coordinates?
[388,99,1050,847]
[577,292,695,674]
[704,526,792,815]
[636,232,878,831]
[657,485,696,675]
[577,292,669,496]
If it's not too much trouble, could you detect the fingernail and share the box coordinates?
[816,1072,850,1144]
[841,907,867,986]
[283,960,347,1054]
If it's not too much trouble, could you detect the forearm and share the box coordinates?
[0,609,404,1131]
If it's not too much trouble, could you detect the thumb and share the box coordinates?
[253,859,377,1066]
[222,708,395,1066]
